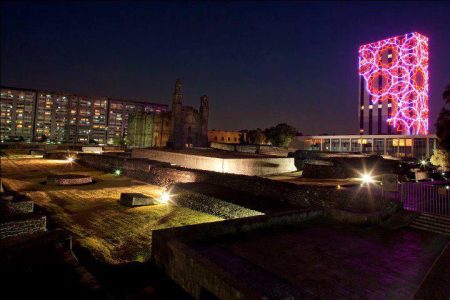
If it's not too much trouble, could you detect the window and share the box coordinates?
[228,137,230,141]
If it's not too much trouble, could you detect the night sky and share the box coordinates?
[1,1,450,134]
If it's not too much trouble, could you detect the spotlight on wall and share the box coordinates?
[360,173,374,184]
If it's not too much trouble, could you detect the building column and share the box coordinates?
[383,138,387,155]
[371,138,374,152]
[339,138,342,152]
[426,137,430,158]
[320,139,323,151]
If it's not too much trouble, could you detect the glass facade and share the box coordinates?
[294,135,437,159]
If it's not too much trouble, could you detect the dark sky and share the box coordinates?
[1,1,450,134]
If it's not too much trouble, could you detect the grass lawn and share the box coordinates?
[1,158,221,264]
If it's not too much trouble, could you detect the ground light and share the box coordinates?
[66,157,75,163]
[159,191,170,204]
[114,169,122,176]
[420,160,427,166]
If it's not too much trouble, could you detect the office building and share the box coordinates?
[358,32,429,135]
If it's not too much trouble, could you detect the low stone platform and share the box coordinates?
[0,214,47,240]
[119,193,158,207]
[47,174,92,185]
[1,192,34,214]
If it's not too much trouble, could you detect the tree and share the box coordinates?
[264,123,297,147]
[436,85,450,151]
[430,149,450,171]
[247,128,266,145]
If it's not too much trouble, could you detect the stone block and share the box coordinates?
[10,201,34,214]
[120,193,158,207]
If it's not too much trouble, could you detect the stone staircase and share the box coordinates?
[410,213,450,235]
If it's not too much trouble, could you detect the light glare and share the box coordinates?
[361,173,374,184]
[159,191,170,204]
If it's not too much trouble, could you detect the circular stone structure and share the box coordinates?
[46,174,93,186]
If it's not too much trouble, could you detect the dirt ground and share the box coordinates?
[1,158,221,264]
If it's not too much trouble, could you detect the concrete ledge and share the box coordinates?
[327,201,399,225]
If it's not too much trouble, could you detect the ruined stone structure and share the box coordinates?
[128,79,209,148]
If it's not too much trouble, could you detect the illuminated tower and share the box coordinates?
[358,32,429,135]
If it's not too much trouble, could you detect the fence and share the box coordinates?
[400,181,450,216]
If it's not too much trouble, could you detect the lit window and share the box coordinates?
[378,104,382,108]
[369,105,373,109]
[361,106,364,110]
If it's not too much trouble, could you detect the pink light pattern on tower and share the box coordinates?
[359,32,429,135]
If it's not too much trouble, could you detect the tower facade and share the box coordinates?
[358,32,429,135]
[199,95,209,147]
[170,79,184,148]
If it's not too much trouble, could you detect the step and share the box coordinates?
[415,216,450,227]
[421,213,450,222]
[410,224,450,236]
[411,220,450,233]
[410,223,450,235]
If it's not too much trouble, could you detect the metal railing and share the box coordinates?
[400,181,450,216]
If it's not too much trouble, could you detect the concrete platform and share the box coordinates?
[132,148,296,176]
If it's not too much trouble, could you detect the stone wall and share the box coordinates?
[77,153,386,210]
[131,149,296,176]
[210,142,289,157]
[0,214,47,239]
[171,186,264,219]
[10,200,34,214]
